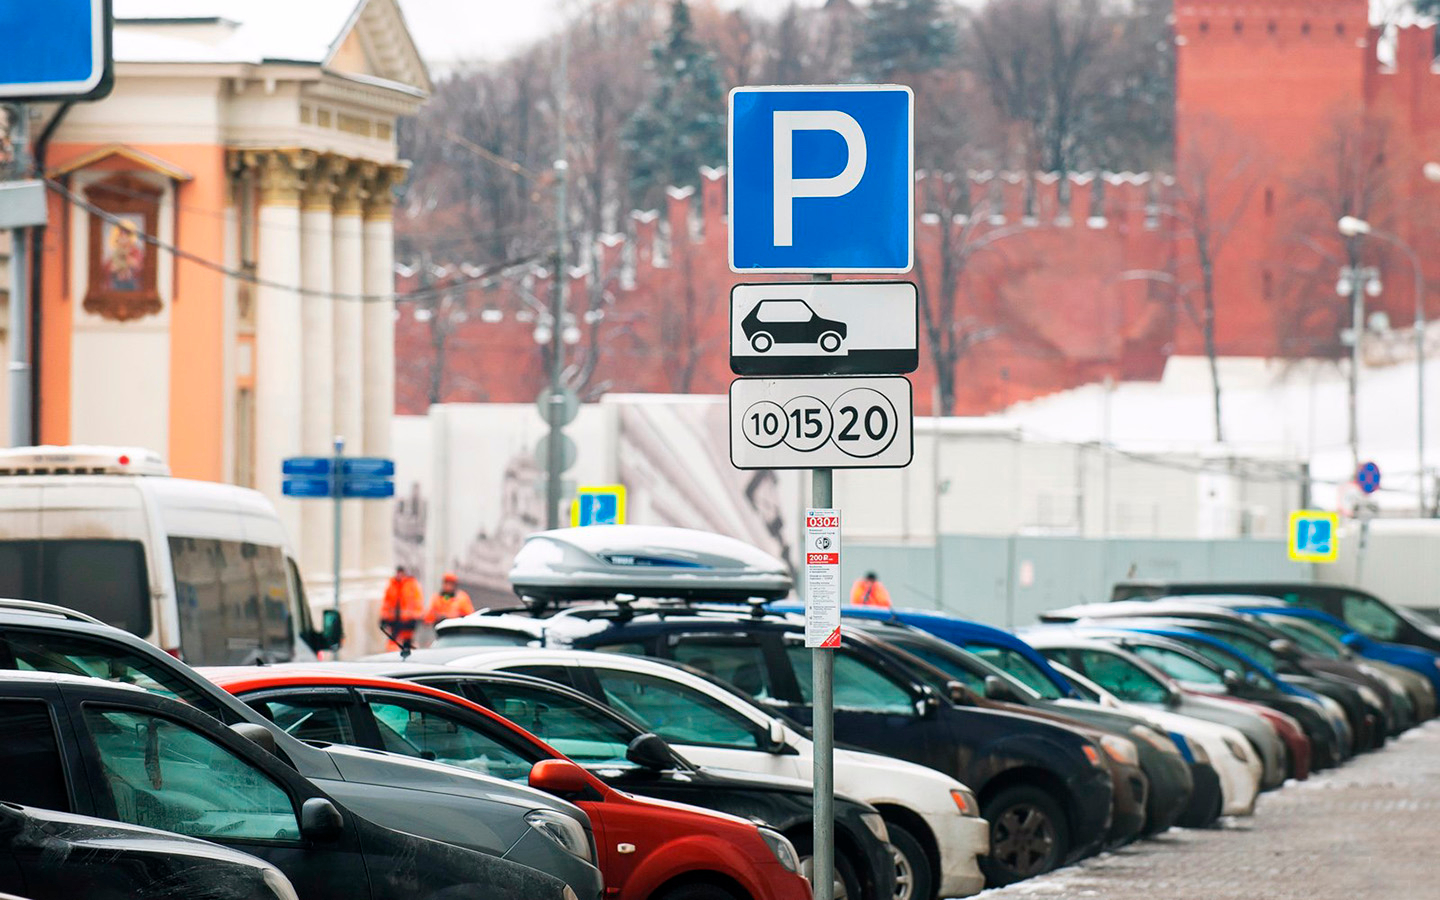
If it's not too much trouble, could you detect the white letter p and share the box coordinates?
[772,110,867,247]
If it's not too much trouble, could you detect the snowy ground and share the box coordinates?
[976,720,1440,899]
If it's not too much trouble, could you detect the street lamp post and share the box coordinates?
[1339,215,1425,514]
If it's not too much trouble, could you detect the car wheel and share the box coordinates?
[750,332,774,353]
[980,786,1069,886]
[795,836,864,900]
[818,331,842,352]
[653,882,741,900]
[885,822,934,900]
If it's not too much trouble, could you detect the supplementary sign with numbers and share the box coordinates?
[730,376,913,469]
[805,509,842,648]
[729,85,913,273]
[730,281,918,376]
[1288,510,1340,563]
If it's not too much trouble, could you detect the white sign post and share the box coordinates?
[804,509,842,648]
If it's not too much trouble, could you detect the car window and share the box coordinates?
[0,540,151,637]
[672,639,774,700]
[1268,621,1341,658]
[1129,644,1225,685]
[247,696,357,745]
[480,681,634,767]
[0,699,72,811]
[1202,630,1279,670]
[366,696,538,782]
[1175,641,1281,691]
[170,538,294,665]
[0,631,222,719]
[432,630,536,649]
[1075,650,1172,704]
[592,668,761,750]
[785,646,914,714]
[84,705,299,841]
[962,644,1064,699]
[757,300,814,322]
[503,665,576,688]
[590,641,649,657]
[893,642,986,693]
[1342,594,1403,641]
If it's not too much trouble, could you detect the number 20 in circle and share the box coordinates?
[832,387,897,458]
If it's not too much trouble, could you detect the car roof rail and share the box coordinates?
[0,598,107,626]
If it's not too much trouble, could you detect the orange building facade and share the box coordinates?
[395,0,1440,418]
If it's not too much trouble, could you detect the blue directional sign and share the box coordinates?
[571,485,627,527]
[282,476,333,499]
[0,0,113,102]
[729,85,913,274]
[1356,461,1381,495]
[341,477,396,499]
[342,457,396,478]
[282,456,333,476]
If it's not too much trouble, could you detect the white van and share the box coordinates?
[0,445,341,664]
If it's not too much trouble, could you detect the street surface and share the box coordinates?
[980,721,1440,899]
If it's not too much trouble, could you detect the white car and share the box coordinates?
[376,645,991,900]
[1047,660,1263,816]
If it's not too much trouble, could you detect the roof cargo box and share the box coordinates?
[508,526,793,603]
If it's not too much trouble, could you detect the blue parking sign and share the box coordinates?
[729,86,913,273]
[1288,510,1339,563]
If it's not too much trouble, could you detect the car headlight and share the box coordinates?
[1356,685,1383,709]
[949,788,980,817]
[263,868,300,900]
[1189,739,1211,765]
[562,887,579,900]
[758,827,801,873]
[1100,735,1139,767]
[1130,725,1181,757]
[525,809,594,864]
[1222,736,1250,762]
[858,811,889,842]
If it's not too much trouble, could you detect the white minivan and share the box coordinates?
[0,445,341,664]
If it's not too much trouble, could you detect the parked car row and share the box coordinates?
[3,523,1436,899]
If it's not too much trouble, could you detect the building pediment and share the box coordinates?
[326,0,432,96]
[48,144,194,182]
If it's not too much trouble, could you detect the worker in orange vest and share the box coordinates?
[850,571,892,608]
[426,572,475,627]
[379,565,424,651]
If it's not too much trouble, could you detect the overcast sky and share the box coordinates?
[395,0,829,66]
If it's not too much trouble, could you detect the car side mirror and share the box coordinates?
[231,722,278,756]
[1221,669,1243,691]
[914,685,940,719]
[945,680,970,705]
[766,718,789,753]
[1166,685,1184,708]
[1268,638,1300,660]
[625,733,678,771]
[982,675,1021,704]
[300,798,345,842]
[529,759,591,795]
[321,609,344,650]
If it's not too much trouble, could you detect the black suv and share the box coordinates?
[538,610,1114,886]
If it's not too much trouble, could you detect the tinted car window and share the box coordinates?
[170,538,295,665]
[592,668,761,749]
[962,644,1063,699]
[367,696,537,782]
[1075,650,1171,704]
[1129,644,1224,685]
[1342,594,1403,641]
[672,639,774,700]
[893,642,986,693]
[84,706,299,841]
[249,697,358,745]
[0,631,221,718]
[432,630,535,649]
[0,540,151,636]
[785,646,914,714]
[0,699,71,811]
[481,681,634,767]
[504,665,575,688]
[1267,620,1342,658]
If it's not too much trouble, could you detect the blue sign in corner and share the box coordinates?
[729,85,913,274]
[0,0,113,102]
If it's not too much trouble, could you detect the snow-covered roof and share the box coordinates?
[111,0,430,93]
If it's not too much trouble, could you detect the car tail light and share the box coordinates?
[164,647,182,659]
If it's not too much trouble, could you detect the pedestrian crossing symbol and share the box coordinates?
[1287,510,1339,563]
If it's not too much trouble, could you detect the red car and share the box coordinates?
[202,667,812,900]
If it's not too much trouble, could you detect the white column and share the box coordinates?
[332,162,368,575]
[361,164,402,573]
[298,157,339,577]
[251,150,311,543]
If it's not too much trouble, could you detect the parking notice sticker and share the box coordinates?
[805,508,842,648]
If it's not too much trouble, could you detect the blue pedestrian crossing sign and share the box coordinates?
[729,85,913,274]
[572,485,627,527]
[1288,510,1339,563]
[0,0,113,102]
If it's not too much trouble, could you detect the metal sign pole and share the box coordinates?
[332,436,344,614]
[7,104,32,446]
[811,270,835,900]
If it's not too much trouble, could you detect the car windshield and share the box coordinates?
[1266,619,1343,658]
[961,642,1064,699]
[432,628,536,649]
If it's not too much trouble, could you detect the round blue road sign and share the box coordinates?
[1356,461,1381,494]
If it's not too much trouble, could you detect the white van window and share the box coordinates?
[0,539,150,635]
[169,538,295,665]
